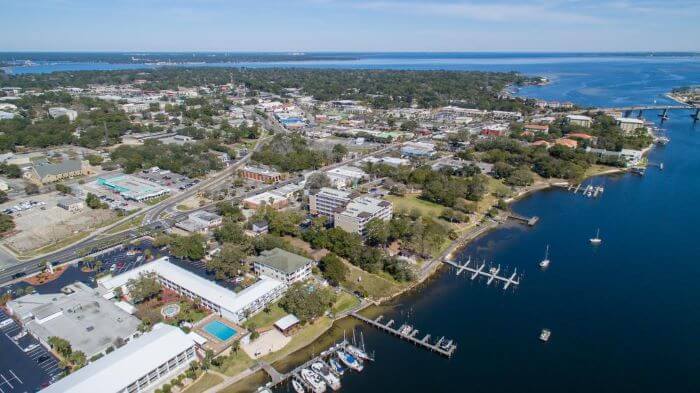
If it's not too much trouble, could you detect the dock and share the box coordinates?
[443,256,521,290]
[506,212,539,226]
[564,183,605,198]
[350,312,457,357]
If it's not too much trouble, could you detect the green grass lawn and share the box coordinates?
[144,195,171,206]
[385,194,444,217]
[182,372,223,393]
[331,292,360,315]
[104,213,144,235]
[243,302,287,329]
[216,349,256,377]
[341,260,403,299]
[262,316,333,364]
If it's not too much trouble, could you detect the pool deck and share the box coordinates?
[193,315,246,355]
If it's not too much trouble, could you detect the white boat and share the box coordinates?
[346,344,371,361]
[337,350,363,372]
[540,329,551,342]
[539,245,550,268]
[292,379,305,393]
[300,369,327,393]
[329,358,345,375]
[439,339,453,351]
[590,228,602,245]
[311,362,341,391]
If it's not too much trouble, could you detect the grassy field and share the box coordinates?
[216,350,256,377]
[243,302,287,329]
[331,292,360,315]
[261,316,333,364]
[341,259,403,299]
[104,213,144,235]
[386,194,444,217]
[182,372,223,393]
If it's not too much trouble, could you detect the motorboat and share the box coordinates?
[300,369,327,393]
[590,228,602,245]
[540,329,551,342]
[346,344,371,361]
[311,362,341,391]
[292,379,305,393]
[439,339,453,351]
[539,245,550,268]
[329,358,345,375]
[337,350,364,372]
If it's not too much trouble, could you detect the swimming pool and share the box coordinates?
[203,320,237,341]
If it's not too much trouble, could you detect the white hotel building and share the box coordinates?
[334,196,393,236]
[100,257,286,324]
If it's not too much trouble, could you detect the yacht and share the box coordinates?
[337,350,364,371]
[292,379,305,393]
[539,245,550,268]
[311,362,341,391]
[346,344,371,361]
[439,339,454,351]
[590,229,602,245]
[540,329,551,342]
[329,358,345,375]
[300,369,327,393]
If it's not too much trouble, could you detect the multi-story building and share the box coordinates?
[616,117,646,134]
[39,323,201,393]
[29,158,88,184]
[239,166,282,183]
[326,166,368,189]
[251,248,313,284]
[566,114,593,128]
[334,196,393,236]
[309,187,353,222]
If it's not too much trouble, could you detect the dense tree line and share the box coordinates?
[110,140,224,177]
[252,134,327,172]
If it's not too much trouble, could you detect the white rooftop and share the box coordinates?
[616,117,645,124]
[40,324,196,393]
[566,114,592,121]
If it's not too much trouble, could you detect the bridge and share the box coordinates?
[587,104,699,122]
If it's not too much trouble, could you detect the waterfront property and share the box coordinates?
[39,323,201,393]
[100,257,287,324]
[6,282,141,359]
[251,247,314,284]
[334,196,393,236]
[566,114,593,127]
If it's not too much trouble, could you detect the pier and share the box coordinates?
[350,313,457,358]
[565,183,605,198]
[443,256,521,289]
[507,212,539,226]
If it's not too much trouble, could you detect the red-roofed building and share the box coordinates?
[567,133,593,140]
[531,140,552,148]
[555,138,578,149]
[524,124,550,134]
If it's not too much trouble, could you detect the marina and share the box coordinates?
[350,313,457,357]
[564,183,606,198]
[442,256,521,290]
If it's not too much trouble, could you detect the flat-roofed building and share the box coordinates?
[242,191,289,210]
[326,166,368,189]
[251,248,313,284]
[39,323,200,393]
[48,107,78,122]
[57,196,85,212]
[309,187,353,222]
[401,141,436,158]
[6,282,140,359]
[616,117,646,133]
[97,175,170,202]
[100,257,286,324]
[566,114,593,128]
[175,211,223,233]
[239,166,282,183]
[334,196,393,236]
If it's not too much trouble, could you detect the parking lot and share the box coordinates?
[0,310,62,392]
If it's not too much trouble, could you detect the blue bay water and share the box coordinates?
[5,53,700,392]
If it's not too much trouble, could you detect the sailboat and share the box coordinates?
[539,245,550,268]
[590,228,602,245]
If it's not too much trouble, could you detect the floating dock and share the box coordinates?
[565,183,605,198]
[443,256,521,290]
[350,313,457,357]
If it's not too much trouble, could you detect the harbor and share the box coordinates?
[349,313,457,357]
[442,256,521,289]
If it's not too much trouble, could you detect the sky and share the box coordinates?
[0,0,699,52]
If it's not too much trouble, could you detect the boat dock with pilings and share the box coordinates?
[443,256,521,290]
[506,212,539,226]
[350,312,457,357]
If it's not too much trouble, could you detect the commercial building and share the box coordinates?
[616,117,646,133]
[57,196,85,212]
[566,114,593,128]
[6,282,141,359]
[326,166,368,189]
[97,175,170,202]
[48,107,78,122]
[334,196,393,235]
[309,187,353,222]
[29,158,88,184]
[251,248,313,284]
[242,191,289,210]
[39,323,201,393]
[175,211,223,233]
[100,257,286,324]
[239,166,282,183]
[401,141,436,158]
